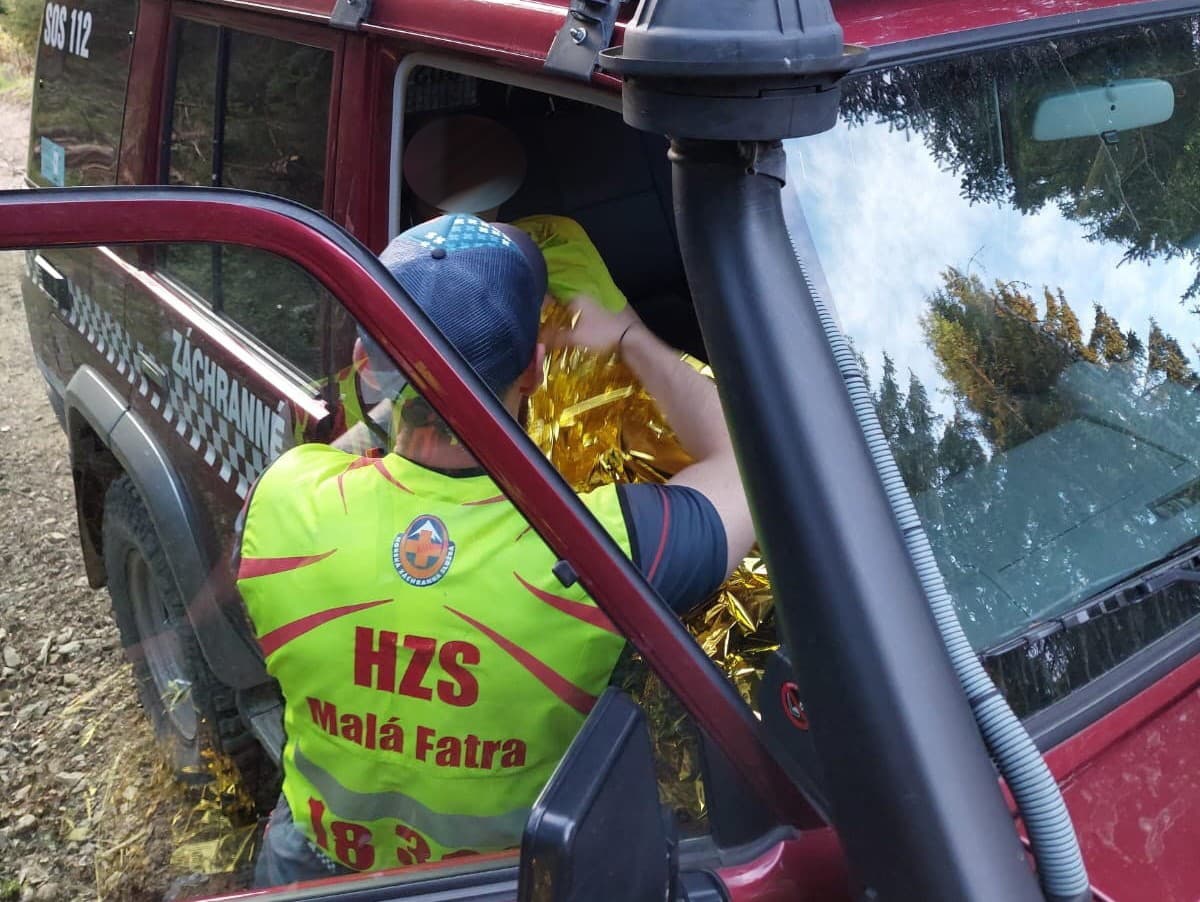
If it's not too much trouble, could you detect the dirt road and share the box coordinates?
[0,89,24,183]
[0,93,250,901]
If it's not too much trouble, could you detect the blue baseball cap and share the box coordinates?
[380,214,548,394]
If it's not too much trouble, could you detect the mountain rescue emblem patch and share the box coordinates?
[393,515,456,587]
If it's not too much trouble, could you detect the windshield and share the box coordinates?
[788,15,1200,654]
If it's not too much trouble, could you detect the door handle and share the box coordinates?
[33,253,71,312]
[138,350,168,390]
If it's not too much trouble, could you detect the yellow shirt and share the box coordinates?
[512,215,627,312]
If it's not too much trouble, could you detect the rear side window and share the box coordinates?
[166,21,331,206]
[221,29,331,207]
[29,0,139,187]
[161,19,334,375]
[165,16,217,189]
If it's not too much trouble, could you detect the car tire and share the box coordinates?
[103,474,277,810]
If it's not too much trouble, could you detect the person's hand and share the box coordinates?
[544,295,644,355]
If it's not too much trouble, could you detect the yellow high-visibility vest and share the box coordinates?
[238,443,629,870]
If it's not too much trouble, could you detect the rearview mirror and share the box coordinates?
[1032,78,1174,140]
[519,688,675,902]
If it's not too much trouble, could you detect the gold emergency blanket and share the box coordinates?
[528,303,780,824]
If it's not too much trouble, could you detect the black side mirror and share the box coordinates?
[518,688,675,902]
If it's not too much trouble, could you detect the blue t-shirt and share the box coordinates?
[615,483,727,614]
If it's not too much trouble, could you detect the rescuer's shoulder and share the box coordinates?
[577,482,622,520]
[250,443,358,502]
[576,483,633,557]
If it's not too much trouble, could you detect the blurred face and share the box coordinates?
[353,335,407,404]
[409,196,501,224]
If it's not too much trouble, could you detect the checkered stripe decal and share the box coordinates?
[66,283,136,384]
[163,377,265,499]
[60,280,276,500]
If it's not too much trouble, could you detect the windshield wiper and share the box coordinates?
[1139,557,1200,593]
[982,537,1200,659]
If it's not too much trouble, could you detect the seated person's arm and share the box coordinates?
[550,298,756,584]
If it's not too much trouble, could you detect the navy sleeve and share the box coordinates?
[617,483,727,615]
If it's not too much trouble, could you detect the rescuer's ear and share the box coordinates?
[516,343,546,396]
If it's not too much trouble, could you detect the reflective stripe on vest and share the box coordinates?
[238,444,630,870]
[294,744,528,850]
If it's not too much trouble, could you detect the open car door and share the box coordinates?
[1,186,830,901]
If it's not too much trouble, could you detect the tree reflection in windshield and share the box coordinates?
[789,14,1200,711]
[887,270,1200,642]
[842,18,1200,301]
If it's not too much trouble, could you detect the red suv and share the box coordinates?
[12,0,1200,898]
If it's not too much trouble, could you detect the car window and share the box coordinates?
[160,19,333,375]
[28,0,139,188]
[165,20,331,203]
[166,17,218,189]
[221,28,331,208]
[788,13,1200,716]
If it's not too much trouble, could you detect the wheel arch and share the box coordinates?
[64,365,270,690]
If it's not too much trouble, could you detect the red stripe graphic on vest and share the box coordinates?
[337,457,414,513]
[444,606,597,716]
[513,572,619,635]
[238,548,336,579]
[259,599,392,656]
[461,494,505,506]
[647,485,672,580]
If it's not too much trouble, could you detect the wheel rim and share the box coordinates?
[126,549,198,741]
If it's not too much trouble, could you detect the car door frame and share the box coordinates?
[0,186,824,891]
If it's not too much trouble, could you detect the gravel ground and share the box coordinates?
[0,90,253,902]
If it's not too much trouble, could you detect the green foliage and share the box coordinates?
[860,266,1200,507]
[1147,318,1197,387]
[0,0,37,90]
[841,49,1011,206]
[0,0,43,59]
[937,413,986,482]
[920,269,1195,462]
[875,353,903,445]
[1087,304,1130,363]
[898,371,940,493]
[922,269,1081,452]
[866,349,986,496]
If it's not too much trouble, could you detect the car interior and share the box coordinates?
[399,67,709,362]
